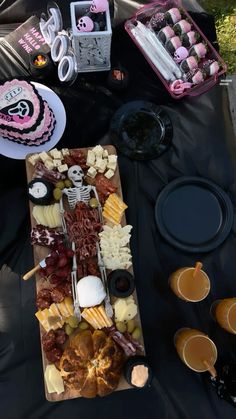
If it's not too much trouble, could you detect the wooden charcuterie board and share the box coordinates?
[25,145,145,402]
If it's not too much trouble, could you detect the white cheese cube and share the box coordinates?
[106,161,117,171]
[52,159,62,168]
[49,149,62,159]
[39,151,51,163]
[28,153,40,166]
[97,159,107,173]
[108,155,117,164]
[58,164,68,173]
[61,148,69,156]
[94,157,103,170]
[87,166,97,178]
[92,145,104,158]
[44,159,54,170]
[103,149,109,158]
[86,150,96,166]
[104,169,114,179]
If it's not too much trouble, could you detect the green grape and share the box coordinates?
[89,198,99,208]
[55,181,65,190]
[64,179,73,188]
[67,315,79,329]
[116,321,127,333]
[127,319,135,334]
[132,327,141,340]
[53,188,62,200]
[65,324,74,336]
[78,321,89,330]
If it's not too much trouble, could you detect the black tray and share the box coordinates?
[109,100,173,160]
[155,177,234,253]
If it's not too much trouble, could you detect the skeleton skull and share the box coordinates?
[174,47,189,63]
[90,0,108,13]
[8,101,30,117]
[77,16,94,32]
[67,165,84,186]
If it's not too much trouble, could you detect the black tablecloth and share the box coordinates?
[0,2,236,419]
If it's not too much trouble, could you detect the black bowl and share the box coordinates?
[124,356,152,388]
[107,269,135,298]
[110,100,173,160]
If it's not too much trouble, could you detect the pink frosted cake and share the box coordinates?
[0,79,55,146]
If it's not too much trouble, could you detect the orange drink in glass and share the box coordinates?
[169,264,210,302]
[174,328,217,376]
[214,298,236,334]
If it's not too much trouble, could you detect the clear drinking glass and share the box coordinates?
[211,298,236,334]
[174,328,217,376]
[169,266,210,302]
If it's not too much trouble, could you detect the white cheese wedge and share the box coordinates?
[45,365,57,393]
[48,365,65,394]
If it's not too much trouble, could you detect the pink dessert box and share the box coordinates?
[124,0,227,99]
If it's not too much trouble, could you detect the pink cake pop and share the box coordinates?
[90,0,109,13]
[77,16,94,32]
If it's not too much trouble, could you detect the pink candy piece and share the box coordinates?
[90,0,108,13]
[170,79,192,94]
[174,46,189,63]
[77,16,94,32]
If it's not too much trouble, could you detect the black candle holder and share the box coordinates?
[29,51,55,81]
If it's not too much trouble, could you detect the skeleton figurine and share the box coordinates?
[60,165,103,225]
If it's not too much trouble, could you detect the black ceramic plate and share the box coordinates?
[109,100,173,160]
[155,177,233,253]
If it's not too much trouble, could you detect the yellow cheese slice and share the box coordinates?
[98,305,113,326]
[35,309,50,332]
